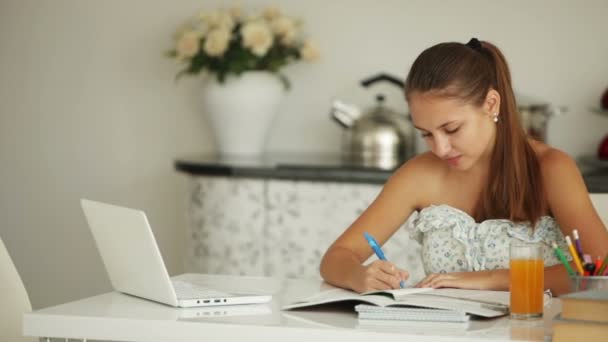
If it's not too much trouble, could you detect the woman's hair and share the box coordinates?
[404,39,545,225]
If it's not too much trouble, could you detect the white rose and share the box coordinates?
[241,21,274,57]
[229,6,242,20]
[176,30,202,59]
[280,28,297,46]
[202,10,234,30]
[200,10,219,23]
[270,16,296,35]
[262,7,281,20]
[216,11,235,30]
[300,40,320,62]
[192,18,209,35]
[174,20,199,40]
[270,17,295,46]
[245,13,262,22]
[270,17,301,46]
[203,28,231,57]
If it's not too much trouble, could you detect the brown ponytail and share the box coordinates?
[404,40,545,225]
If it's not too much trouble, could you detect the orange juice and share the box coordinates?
[510,258,544,317]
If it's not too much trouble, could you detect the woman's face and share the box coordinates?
[408,91,500,171]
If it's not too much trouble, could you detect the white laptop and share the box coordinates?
[80,199,272,308]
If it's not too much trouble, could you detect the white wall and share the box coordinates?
[1,0,606,309]
[0,0,208,309]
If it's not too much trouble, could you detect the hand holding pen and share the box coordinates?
[362,232,408,290]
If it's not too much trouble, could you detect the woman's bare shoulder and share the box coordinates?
[530,140,581,188]
[394,151,447,177]
[530,140,577,170]
[387,152,447,201]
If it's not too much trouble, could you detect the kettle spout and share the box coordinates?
[331,100,361,128]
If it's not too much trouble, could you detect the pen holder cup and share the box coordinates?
[569,276,608,292]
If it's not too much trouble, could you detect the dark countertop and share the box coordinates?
[175,153,608,192]
[175,153,394,184]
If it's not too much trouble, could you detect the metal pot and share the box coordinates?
[517,103,567,142]
[331,73,416,170]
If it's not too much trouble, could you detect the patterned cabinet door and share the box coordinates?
[187,176,266,276]
[265,180,424,282]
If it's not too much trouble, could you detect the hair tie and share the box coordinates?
[465,38,483,51]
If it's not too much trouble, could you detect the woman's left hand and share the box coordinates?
[415,270,509,291]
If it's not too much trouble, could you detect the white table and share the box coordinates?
[23,274,560,342]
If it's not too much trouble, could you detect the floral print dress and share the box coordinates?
[406,204,573,275]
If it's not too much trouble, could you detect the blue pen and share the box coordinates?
[364,231,405,288]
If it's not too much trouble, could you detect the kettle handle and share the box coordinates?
[361,73,404,89]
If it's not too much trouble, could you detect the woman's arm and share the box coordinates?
[320,154,438,293]
[414,262,574,295]
[541,150,608,286]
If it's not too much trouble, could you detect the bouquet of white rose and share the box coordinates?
[167,6,319,88]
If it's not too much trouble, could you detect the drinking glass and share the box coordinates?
[510,241,544,319]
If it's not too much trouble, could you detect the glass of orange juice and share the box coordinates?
[510,241,544,319]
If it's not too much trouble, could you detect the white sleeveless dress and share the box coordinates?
[406,204,573,275]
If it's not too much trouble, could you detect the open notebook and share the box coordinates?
[282,286,552,318]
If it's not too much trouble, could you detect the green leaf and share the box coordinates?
[278,73,291,90]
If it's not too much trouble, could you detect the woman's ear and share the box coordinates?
[484,89,501,116]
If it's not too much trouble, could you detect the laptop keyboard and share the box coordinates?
[172,280,230,299]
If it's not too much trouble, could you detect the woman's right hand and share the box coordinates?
[352,260,409,293]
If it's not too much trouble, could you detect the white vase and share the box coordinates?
[203,71,285,156]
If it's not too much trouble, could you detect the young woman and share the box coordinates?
[320,38,608,296]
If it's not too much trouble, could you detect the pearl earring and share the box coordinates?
[493,113,499,123]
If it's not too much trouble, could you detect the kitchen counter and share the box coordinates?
[175,153,608,193]
[175,152,394,184]
[175,153,422,279]
[175,153,606,278]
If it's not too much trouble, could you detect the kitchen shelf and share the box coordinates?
[579,154,608,169]
[590,107,608,117]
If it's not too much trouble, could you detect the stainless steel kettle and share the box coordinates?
[331,74,416,170]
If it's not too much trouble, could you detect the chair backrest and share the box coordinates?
[590,193,608,229]
[0,236,35,342]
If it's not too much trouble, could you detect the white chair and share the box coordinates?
[590,193,608,228]
[0,236,35,342]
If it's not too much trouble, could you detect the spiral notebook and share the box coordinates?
[355,304,470,322]
[356,315,471,333]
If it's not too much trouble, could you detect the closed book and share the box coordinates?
[552,314,608,342]
[560,289,608,323]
